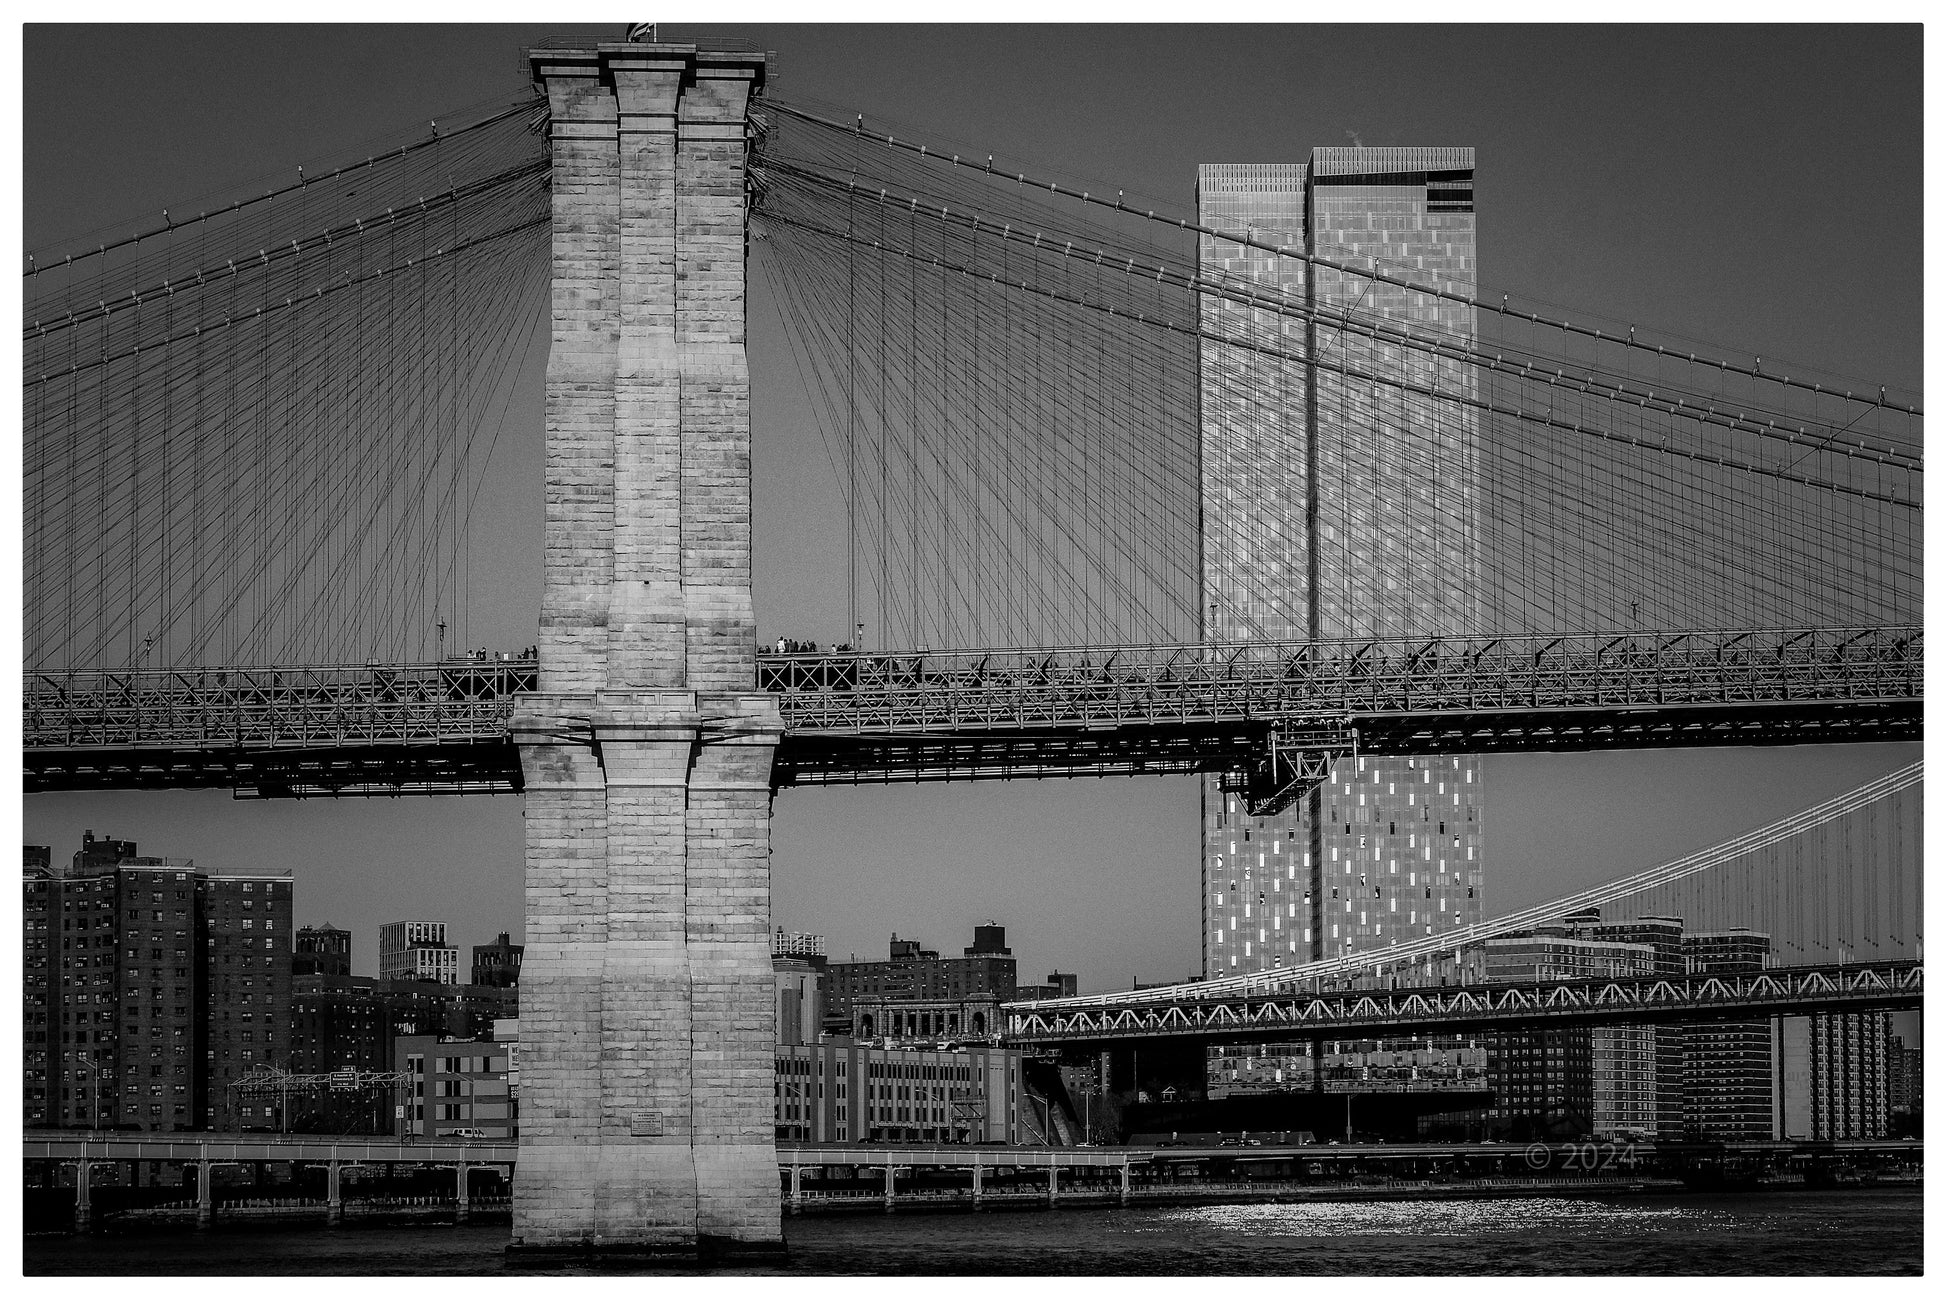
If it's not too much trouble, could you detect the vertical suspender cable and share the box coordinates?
[847,186,857,646]
[870,195,885,651]
[906,202,919,648]
[160,258,172,668]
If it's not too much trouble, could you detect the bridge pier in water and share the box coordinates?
[513,39,781,1258]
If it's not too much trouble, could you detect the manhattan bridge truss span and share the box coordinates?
[1006,758,1923,1044]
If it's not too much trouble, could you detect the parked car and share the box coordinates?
[442,1127,489,1140]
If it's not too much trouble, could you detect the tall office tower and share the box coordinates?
[1197,150,1483,982]
[379,919,460,984]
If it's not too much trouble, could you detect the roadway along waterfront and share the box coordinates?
[25,1132,1921,1248]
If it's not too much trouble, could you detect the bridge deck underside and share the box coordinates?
[776,701,1917,786]
[22,700,1918,797]
[24,740,523,798]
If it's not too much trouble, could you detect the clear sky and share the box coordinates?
[18,21,1922,993]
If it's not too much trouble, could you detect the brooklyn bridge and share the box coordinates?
[23,29,1920,1256]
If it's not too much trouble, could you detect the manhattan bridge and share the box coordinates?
[22,33,1920,1254]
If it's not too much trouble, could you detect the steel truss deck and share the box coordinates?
[24,661,534,795]
[1004,960,1923,1047]
[22,626,1920,795]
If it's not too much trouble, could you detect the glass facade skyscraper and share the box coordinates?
[1197,149,1483,981]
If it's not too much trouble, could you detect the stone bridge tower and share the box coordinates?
[513,38,779,1257]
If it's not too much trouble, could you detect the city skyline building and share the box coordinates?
[775,952,823,1048]
[1887,1033,1922,1135]
[1681,928,1776,1140]
[23,833,292,1133]
[774,1039,1030,1145]
[1481,928,1658,1139]
[1196,150,1483,1101]
[397,1034,514,1140]
[1462,913,1895,1142]
[203,871,295,1130]
[767,938,1034,1145]
[379,920,460,985]
[1776,1011,1891,1140]
[292,923,352,978]
[470,932,524,988]
[1196,149,1483,982]
[851,993,1007,1043]
[1587,913,1688,1139]
[771,930,828,964]
[819,926,1022,1032]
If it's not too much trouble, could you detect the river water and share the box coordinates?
[24,1189,1921,1275]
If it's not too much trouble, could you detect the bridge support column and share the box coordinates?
[73,1157,92,1233]
[1119,1161,1131,1206]
[195,1159,212,1229]
[515,35,775,1261]
[786,1166,802,1215]
[882,1166,896,1213]
[971,1163,983,1211]
[326,1160,342,1227]
[456,1159,471,1225]
[1047,1165,1060,1209]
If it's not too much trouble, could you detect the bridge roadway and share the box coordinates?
[22,625,1921,795]
[21,1130,1134,1173]
[1004,960,1924,1048]
[29,1130,1918,1231]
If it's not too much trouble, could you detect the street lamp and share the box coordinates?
[69,1054,110,1132]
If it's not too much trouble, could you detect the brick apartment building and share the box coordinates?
[24,834,292,1132]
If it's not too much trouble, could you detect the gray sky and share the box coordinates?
[19,24,1922,993]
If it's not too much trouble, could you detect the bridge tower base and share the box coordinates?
[512,39,779,1259]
